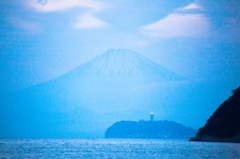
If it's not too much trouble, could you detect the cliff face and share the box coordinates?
[105,120,197,138]
[190,86,240,143]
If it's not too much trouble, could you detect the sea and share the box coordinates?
[0,138,240,158]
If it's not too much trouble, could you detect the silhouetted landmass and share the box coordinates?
[190,86,240,143]
[105,120,197,138]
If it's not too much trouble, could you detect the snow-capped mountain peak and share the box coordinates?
[69,49,184,83]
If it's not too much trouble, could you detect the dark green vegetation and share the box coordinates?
[105,120,197,138]
[190,86,240,143]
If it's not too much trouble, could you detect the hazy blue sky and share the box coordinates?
[1,0,240,93]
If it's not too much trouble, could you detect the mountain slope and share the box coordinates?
[55,49,185,86]
[0,49,187,138]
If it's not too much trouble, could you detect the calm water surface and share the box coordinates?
[0,138,240,158]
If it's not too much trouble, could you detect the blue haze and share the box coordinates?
[0,49,238,138]
[0,0,240,138]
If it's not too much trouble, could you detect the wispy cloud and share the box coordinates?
[29,0,107,12]
[178,3,203,11]
[141,3,210,38]
[27,0,109,29]
[74,13,107,29]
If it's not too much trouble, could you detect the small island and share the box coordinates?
[105,115,197,138]
[189,86,240,143]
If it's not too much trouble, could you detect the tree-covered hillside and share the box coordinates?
[190,86,240,142]
[105,120,197,138]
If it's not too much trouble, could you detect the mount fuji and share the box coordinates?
[64,49,184,83]
[0,49,222,138]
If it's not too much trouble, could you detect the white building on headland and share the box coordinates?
[150,113,154,121]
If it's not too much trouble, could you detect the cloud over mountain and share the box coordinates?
[141,3,211,37]
[27,0,109,29]
[29,0,107,12]
[74,13,108,29]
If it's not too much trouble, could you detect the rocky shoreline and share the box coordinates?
[189,134,240,143]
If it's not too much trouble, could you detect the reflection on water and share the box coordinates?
[0,138,240,158]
